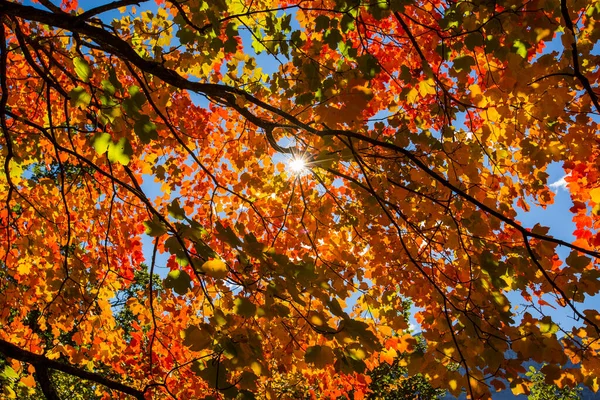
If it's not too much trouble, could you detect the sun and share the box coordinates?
[288,155,308,175]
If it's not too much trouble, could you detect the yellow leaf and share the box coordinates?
[16,263,29,275]
[587,376,599,392]
[441,344,455,357]
[406,87,419,103]
[3,386,16,399]
[309,314,324,326]
[418,78,436,97]
[380,348,397,365]
[347,346,367,360]
[511,382,528,395]
[201,259,228,279]
[449,379,458,391]
[250,361,263,375]
[590,188,600,203]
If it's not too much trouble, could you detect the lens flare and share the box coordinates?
[288,156,307,174]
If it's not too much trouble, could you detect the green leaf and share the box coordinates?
[92,132,111,155]
[123,86,147,115]
[193,359,228,389]
[130,85,147,106]
[340,319,379,350]
[224,38,238,53]
[314,15,330,31]
[1,365,19,380]
[101,79,116,96]
[164,269,192,295]
[108,67,123,92]
[389,0,407,12]
[513,39,528,58]
[194,241,217,260]
[290,30,305,47]
[369,1,389,20]
[281,13,292,31]
[327,298,348,318]
[324,28,343,50]
[212,308,228,327]
[134,115,158,144]
[340,13,355,32]
[435,43,451,61]
[271,303,290,317]
[238,372,259,392]
[215,222,243,248]
[339,40,357,60]
[74,57,91,82]
[168,199,186,220]
[222,339,238,359]
[144,215,167,237]
[234,297,256,318]
[345,343,367,360]
[356,53,380,79]
[295,92,314,105]
[107,137,133,165]
[539,316,559,334]
[177,28,197,45]
[251,36,266,54]
[69,86,91,109]
[334,348,367,373]
[302,61,321,90]
[165,236,189,266]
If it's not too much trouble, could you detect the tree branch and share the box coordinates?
[34,364,61,400]
[560,0,600,114]
[0,339,145,400]
[77,0,145,21]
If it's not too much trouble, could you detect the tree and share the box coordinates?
[0,266,161,399]
[367,334,446,400]
[525,365,582,400]
[0,0,599,398]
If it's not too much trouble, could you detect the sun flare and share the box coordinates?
[288,156,308,174]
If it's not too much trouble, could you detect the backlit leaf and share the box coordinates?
[73,57,91,82]
[164,269,192,295]
[201,259,228,279]
[69,86,91,108]
[234,297,256,318]
[107,137,133,165]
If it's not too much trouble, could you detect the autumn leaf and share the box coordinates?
[69,86,91,108]
[73,57,91,82]
[201,259,228,279]
[164,269,192,295]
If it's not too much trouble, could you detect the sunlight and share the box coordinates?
[288,156,308,175]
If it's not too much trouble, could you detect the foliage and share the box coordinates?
[0,0,600,399]
[0,266,160,399]
[113,267,164,342]
[366,300,446,399]
[368,346,446,399]
[526,365,582,400]
[1,364,102,400]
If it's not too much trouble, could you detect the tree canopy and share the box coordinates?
[1,0,600,398]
